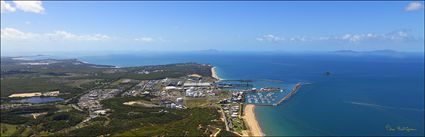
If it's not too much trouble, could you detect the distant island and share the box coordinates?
[331,49,417,56]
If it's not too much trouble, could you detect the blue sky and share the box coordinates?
[1,1,424,55]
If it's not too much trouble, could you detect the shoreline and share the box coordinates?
[213,66,264,136]
[211,67,222,80]
[243,104,265,137]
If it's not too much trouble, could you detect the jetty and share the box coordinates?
[221,80,254,82]
[273,83,301,106]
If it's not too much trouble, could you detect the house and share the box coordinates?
[94,110,107,115]
[165,86,177,90]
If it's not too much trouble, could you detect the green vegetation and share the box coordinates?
[217,130,241,137]
[116,107,224,136]
[30,111,85,132]
[0,105,86,136]
[1,77,63,96]
[0,124,33,137]
[231,117,246,133]
[185,98,217,108]
[0,123,18,137]
[54,97,224,137]
[1,105,58,124]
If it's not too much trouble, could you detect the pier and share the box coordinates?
[273,82,301,106]
[220,80,254,82]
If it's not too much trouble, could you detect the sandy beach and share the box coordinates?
[8,92,42,98]
[243,104,265,137]
[211,67,222,80]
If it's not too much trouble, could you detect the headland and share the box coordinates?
[211,67,222,80]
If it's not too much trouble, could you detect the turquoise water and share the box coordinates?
[77,53,424,136]
[11,97,64,103]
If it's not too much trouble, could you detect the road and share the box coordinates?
[220,107,230,131]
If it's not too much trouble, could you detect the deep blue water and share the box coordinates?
[11,97,64,103]
[77,53,424,136]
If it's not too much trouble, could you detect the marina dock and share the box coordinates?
[245,82,302,107]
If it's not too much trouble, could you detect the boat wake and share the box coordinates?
[346,101,424,112]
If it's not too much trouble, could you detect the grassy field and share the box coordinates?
[19,127,33,137]
[185,98,217,108]
[0,123,18,136]
[0,123,34,137]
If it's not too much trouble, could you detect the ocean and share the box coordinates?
[76,52,424,136]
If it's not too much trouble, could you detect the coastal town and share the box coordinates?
[2,1,424,136]
[0,57,301,137]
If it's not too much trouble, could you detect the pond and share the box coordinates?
[11,97,64,103]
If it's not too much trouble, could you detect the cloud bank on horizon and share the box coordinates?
[1,1,424,54]
[1,28,110,41]
[257,30,417,43]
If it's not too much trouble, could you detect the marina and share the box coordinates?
[244,83,302,106]
[218,79,302,107]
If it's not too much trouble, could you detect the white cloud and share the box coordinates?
[256,34,284,43]
[13,1,44,13]
[1,0,44,14]
[46,31,110,41]
[134,37,166,43]
[338,33,379,42]
[257,30,416,43]
[336,30,414,42]
[1,0,16,13]
[289,36,310,42]
[1,28,36,40]
[134,37,154,42]
[1,28,110,42]
[405,2,424,11]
